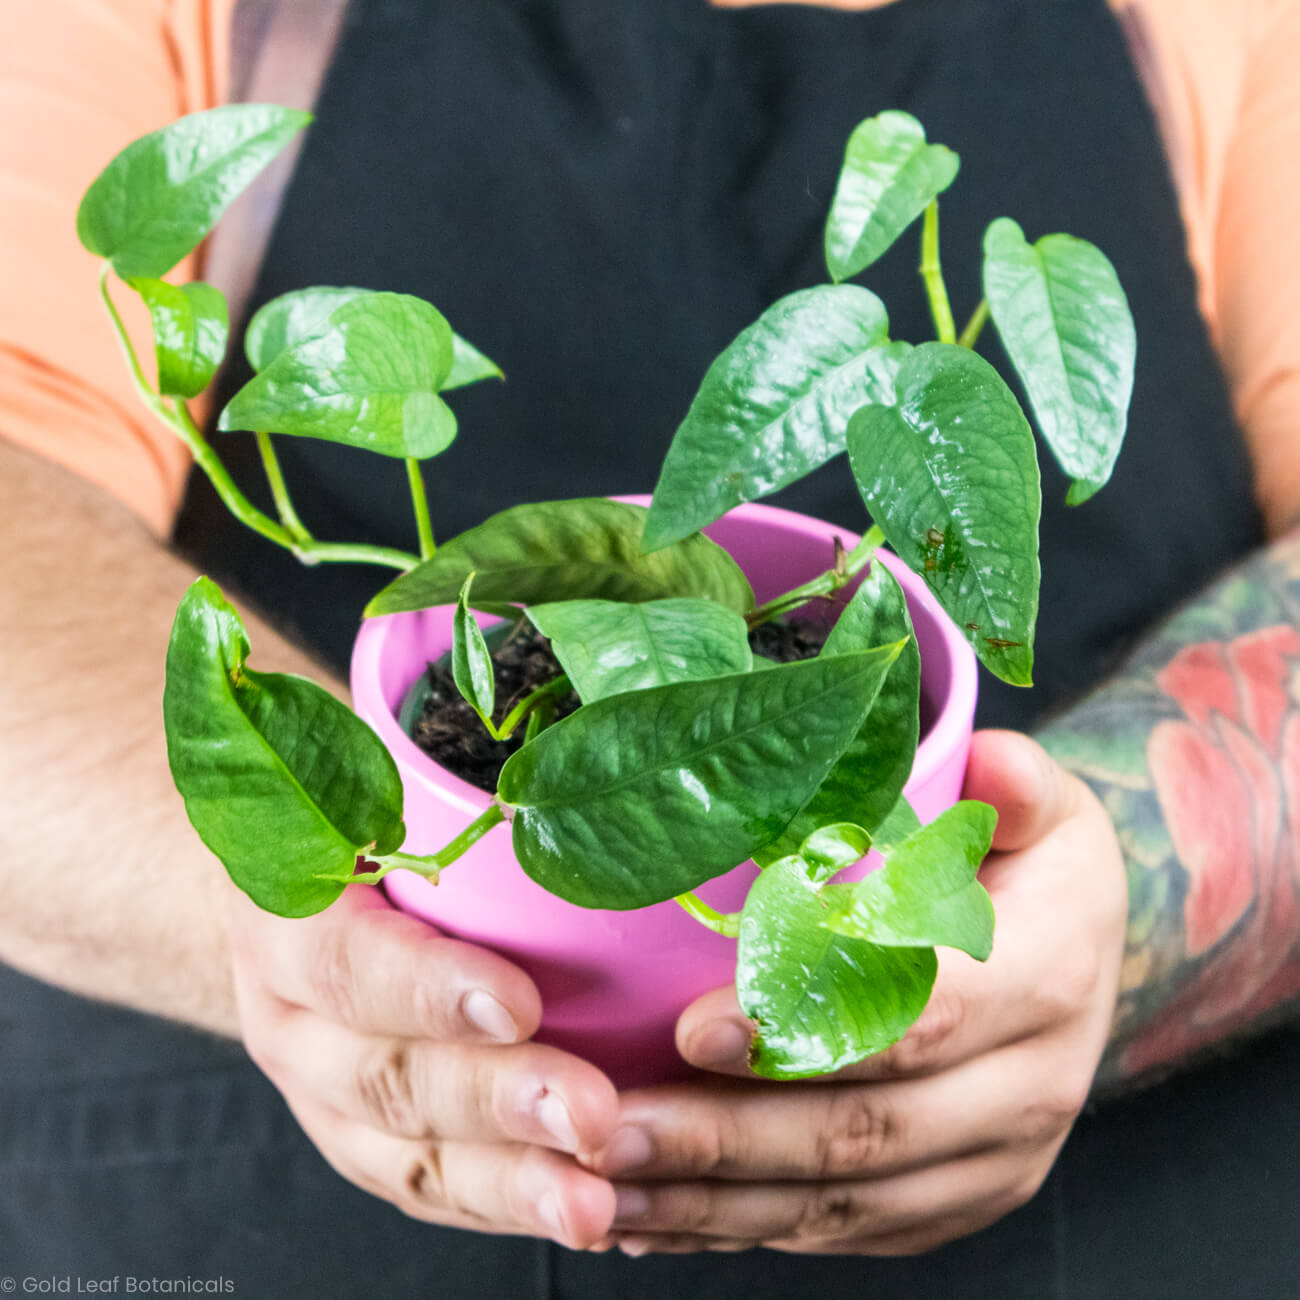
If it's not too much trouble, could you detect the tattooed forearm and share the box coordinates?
[1037,530,1300,1086]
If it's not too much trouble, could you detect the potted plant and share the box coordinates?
[77,105,1134,1085]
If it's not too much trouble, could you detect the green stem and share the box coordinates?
[406,457,436,560]
[346,803,508,885]
[957,298,990,350]
[746,525,886,629]
[255,431,311,543]
[675,891,742,938]
[497,674,573,741]
[920,201,957,345]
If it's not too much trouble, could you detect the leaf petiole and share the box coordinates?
[920,200,957,344]
[496,673,573,741]
[255,431,312,544]
[746,525,885,629]
[406,457,436,559]
[957,297,990,350]
[674,891,742,938]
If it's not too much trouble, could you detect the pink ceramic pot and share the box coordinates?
[351,500,977,1087]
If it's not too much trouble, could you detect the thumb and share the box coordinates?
[962,728,1079,853]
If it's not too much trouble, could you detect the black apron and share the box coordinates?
[4,1,1297,1295]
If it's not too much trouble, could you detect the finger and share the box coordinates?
[267,1009,619,1153]
[616,1234,757,1257]
[592,1041,1087,1183]
[290,1095,616,1250]
[962,729,1080,853]
[231,882,542,1042]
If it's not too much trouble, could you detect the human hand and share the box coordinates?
[228,881,619,1247]
[586,730,1127,1256]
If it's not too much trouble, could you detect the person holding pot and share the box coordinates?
[1,0,1297,1295]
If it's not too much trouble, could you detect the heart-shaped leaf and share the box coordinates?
[824,111,960,283]
[498,645,902,909]
[983,218,1135,504]
[77,104,311,280]
[245,285,502,390]
[366,499,754,617]
[848,342,1041,685]
[132,278,229,398]
[643,285,906,550]
[870,795,922,855]
[220,291,457,458]
[163,578,406,918]
[754,561,921,866]
[526,598,752,703]
[452,574,496,728]
[738,850,937,1079]
[824,800,996,960]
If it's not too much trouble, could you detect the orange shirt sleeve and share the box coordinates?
[0,1,232,537]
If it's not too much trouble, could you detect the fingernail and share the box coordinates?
[600,1125,653,1176]
[687,1018,751,1069]
[537,1189,567,1240]
[535,1090,580,1152]
[613,1185,650,1224]
[618,1236,652,1258]
[462,989,517,1042]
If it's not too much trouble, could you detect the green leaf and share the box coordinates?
[220,291,457,458]
[643,285,907,549]
[132,278,229,398]
[244,284,502,389]
[452,574,496,728]
[753,562,921,866]
[870,795,922,855]
[366,499,754,617]
[77,104,311,280]
[163,578,406,918]
[498,645,903,909]
[848,342,1041,685]
[824,111,960,283]
[824,801,997,960]
[799,823,872,883]
[738,852,937,1079]
[526,598,752,704]
[983,218,1136,504]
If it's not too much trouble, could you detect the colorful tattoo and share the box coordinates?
[1038,531,1300,1084]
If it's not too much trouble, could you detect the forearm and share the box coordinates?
[0,438,343,1037]
[1037,527,1300,1086]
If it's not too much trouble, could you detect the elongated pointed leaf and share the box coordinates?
[77,105,310,280]
[983,218,1135,504]
[799,823,872,883]
[526,598,752,703]
[133,278,229,398]
[738,851,937,1078]
[245,284,501,390]
[643,285,906,549]
[367,499,754,617]
[824,801,996,960]
[220,291,457,458]
[848,343,1041,685]
[871,795,922,855]
[824,111,960,283]
[452,574,496,726]
[754,561,921,866]
[163,578,406,917]
[499,646,902,909]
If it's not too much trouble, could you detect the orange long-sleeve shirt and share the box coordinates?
[3,1,1298,536]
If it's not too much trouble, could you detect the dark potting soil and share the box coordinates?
[406,616,831,793]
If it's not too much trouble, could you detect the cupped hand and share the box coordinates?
[228,880,620,1248]
[585,730,1127,1257]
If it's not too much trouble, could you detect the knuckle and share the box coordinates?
[672,1107,731,1177]
[1036,946,1100,1023]
[355,1040,427,1136]
[1016,1077,1088,1145]
[401,1143,450,1214]
[310,931,362,1026]
[660,1184,716,1233]
[880,989,963,1077]
[794,1186,867,1240]
[815,1090,901,1177]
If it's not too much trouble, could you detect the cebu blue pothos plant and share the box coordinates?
[77,105,1134,1078]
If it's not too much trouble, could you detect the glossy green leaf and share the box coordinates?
[870,795,922,855]
[754,561,921,866]
[526,598,752,703]
[799,823,872,883]
[220,291,457,458]
[983,218,1135,504]
[366,499,754,617]
[643,286,907,549]
[499,645,902,909]
[824,800,997,960]
[848,343,1041,685]
[738,851,937,1079]
[452,574,496,727]
[244,284,501,390]
[824,111,960,283]
[163,578,406,918]
[77,104,310,280]
[132,278,229,398]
